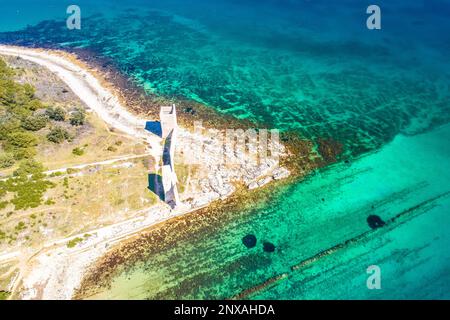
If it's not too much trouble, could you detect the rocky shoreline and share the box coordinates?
[0,44,343,300]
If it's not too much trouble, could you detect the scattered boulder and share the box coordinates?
[248,181,259,190]
[263,242,276,253]
[257,176,273,187]
[367,215,386,229]
[242,234,257,248]
[272,167,290,180]
[184,107,196,115]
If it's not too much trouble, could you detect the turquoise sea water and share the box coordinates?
[1,0,449,299]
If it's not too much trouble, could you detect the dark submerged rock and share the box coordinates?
[242,234,257,248]
[184,107,196,115]
[367,215,386,229]
[263,242,276,253]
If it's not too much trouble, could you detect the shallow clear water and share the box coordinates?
[1,0,449,299]
[85,123,450,299]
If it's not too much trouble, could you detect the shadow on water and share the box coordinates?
[148,173,165,201]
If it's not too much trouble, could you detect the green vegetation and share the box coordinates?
[0,153,15,168]
[66,233,92,248]
[0,57,46,164]
[13,159,45,178]
[15,221,26,232]
[0,160,55,210]
[5,131,37,149]
[47,126,72,144]
[48,171,63,177]
[0,291,11,300]
[0,201,8,210]
[44,198,55,205]
[66,168,79,174]
[21,114,48,131]
[67,237,84,248]
[72,147,85,156]
[45,106,66,121]
[69,107,86,126]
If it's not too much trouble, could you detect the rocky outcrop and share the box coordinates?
[176,128,290,208]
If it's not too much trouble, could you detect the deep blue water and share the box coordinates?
[0,0,449,299]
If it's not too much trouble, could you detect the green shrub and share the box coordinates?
[6,131,38,149]
[47,126,72,144]
[15,221,26,231]
[13,159,45,178]
[0,153,15,168]
[44,199,55,205]
[0,116,21,140]
[4,130,38,160]
[27,99,43,111]
[0,57,14,77]
[45,106,66,121]
[0,201,8,209]
[69,108,86,126]
[63,177,69,187]
[6,174,55,210]
[22,83,35,99]
[67,237,83,248]
[21,114,48,131]
[49,171,63,177]
[0,291,11,300]
[72,147,84,156]
[12,147,36,160]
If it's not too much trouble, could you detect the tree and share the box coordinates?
[12,147,36,160]
[69,107,86,126]
[27,99,44,111]
[46,107,66,121]
[0,116,21,140]
[21,114,48,131]
[47,126,72,144]
[6,131,38,149]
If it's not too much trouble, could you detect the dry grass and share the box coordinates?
[0,158,158,252]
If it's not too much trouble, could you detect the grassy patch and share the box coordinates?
[0,291,11,300]
[72,147,85,156]
[0,160,55,210]
[67,237,84,248]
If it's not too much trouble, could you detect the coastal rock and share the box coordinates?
[248,181,259,190]
[257,176,273,187]
[272,167,290,180]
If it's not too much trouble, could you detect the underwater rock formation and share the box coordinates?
[242,234,257,248]
[263,242,276,253]
[367,215,386,229]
